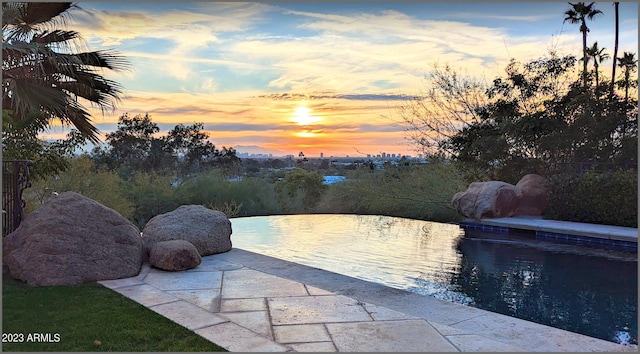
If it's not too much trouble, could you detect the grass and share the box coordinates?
[2,275,227,352]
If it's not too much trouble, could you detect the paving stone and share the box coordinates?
[220,311,273,339]
[326,320,458,352]
[273,324,331,343]
[112,284,180,307]
[363,302,418,321]
[269,295,372,325]
[288,342,337,352]
[144,269,222,290]
[98,276,145,289]
[447,334,527,352]
[149,300,228,330]
[166,289,221,312]
[429,322,470,336]
[222,269,308,298]
[305,285,334,295]
[449,312,635,352]
[189,256,244,271]
[99,264,151,289]
[195,322,292,352]
[221,298,267,312]
[100,250,638,353]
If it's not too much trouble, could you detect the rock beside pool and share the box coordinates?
[2,191,143,286]
[514,174,549,216]
[452,174,549,219]
[149,240,202,271]
[452,181,522,219]
[142,205,232,256]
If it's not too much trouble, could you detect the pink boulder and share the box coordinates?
[452,174,550,219]
[2,191,142,286]
[452,181,523,219]
[514,174,549,216]
[149,240,201,271]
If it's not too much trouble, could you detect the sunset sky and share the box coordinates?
[48,1,639,158]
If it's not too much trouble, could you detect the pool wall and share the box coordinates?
[459,217,638,251]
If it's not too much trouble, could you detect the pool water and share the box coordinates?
[229,214,638,345]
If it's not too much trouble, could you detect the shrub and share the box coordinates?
[126,172,180,229]
[545,169,638,227]
[274,169,327,213]
[25,156,134,219]
[175,171,279,217]
[317,162,466,222]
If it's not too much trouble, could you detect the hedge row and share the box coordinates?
[545,169,637,228]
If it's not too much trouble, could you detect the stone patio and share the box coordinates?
[98,248,637,352]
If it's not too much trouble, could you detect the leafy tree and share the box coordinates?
[400,52,636,183]
[165,123,217,176]
[563,2,603,88]
[2,2,129,142]
[92,113,172,176]
[165,123,241,177]
[396,64,488,156]
[2,110,85,180]
[91,113,241,180]
[214,146,242,177]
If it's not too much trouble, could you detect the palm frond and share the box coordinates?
[2,1,127,142]
[32,29,80,45]
[3,3,77,41]
[6,77,67,114]
[75,50,132,72]
[63,103,102,144]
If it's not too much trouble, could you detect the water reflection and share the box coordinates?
[454,229,637,345]
[233,214,464,292]
[230,214,637,345]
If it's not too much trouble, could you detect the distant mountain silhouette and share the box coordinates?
[234,145,288,156]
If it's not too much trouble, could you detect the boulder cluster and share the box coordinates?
[452,174,549,219]
[2,192,232,286]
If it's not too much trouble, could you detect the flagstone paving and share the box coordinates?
[99,249,637,352]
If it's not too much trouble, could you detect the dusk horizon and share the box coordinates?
[41,1,638,158]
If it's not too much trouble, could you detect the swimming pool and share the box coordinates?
[230,214,638,345]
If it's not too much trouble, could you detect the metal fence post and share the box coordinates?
[2,160,33,237]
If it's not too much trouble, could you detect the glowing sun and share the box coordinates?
[292,106,321,126]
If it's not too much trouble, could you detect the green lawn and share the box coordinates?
[2,275,227,352]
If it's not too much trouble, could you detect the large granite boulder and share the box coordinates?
[452,174,551,219]
[149,240,201,271]
[2,191,143,286]
[142,205,232,256]
[452,181,523,219]
[514,174,549,216]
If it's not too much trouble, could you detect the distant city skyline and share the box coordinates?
[42,2,638,157]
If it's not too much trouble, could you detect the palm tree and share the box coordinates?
[616,52,638,102]
[610,2,619,97]
[2,2,129,143]
[564,2,603,88]
[584,41,610,88]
